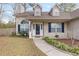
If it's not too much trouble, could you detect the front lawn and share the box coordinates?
[0,37,46,56]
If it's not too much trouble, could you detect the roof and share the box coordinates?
[15,8,79,22]
[70,9,79,19]
[49,4,61,15]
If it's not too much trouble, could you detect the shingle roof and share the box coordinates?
[15,9,79,22]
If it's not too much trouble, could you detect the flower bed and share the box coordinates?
[43,37,79,55]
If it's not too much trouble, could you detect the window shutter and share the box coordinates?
[18,24,20,33]
[62,23,64,32]
[48,22,51,32]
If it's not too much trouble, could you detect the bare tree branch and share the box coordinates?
[59,3,76,12]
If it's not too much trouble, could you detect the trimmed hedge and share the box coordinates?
[43,37,79,55]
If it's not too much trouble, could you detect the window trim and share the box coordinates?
[33,24,36,29]
[41,24,42,29]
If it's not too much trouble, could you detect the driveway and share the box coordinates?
[33,38,72,56]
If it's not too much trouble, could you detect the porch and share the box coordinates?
[16,18,68,39]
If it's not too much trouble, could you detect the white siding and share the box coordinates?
[53,8,60,16]
[67,19,79,40]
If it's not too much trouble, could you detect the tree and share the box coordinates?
[28,3,37,7]
[59,3,76,12]
[21,3,38,12]
[21,3,28,12]
[0,4,4,23]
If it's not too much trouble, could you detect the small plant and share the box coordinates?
[71,47,79,54]
[43,37,79,55]
[43,37,49,40]
[19,31,29,37]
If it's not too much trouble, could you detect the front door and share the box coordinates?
[36,24,40,35]
[32,23,43,36]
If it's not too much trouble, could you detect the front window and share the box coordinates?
[48,23,64,33]
[20,20,29,33]
[51,23,62,32]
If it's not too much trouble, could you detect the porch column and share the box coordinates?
[29,21,32,39]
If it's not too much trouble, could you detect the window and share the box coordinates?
[34,8,41,16]
[35,11,41,16]
[20,20,29,32]
[48,23,64,33]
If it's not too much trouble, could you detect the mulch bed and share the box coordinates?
[57,39,79,47]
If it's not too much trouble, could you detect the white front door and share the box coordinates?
[32,23,43,36]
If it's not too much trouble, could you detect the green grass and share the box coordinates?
[0,37,46,56]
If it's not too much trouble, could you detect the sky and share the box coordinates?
[0,3,79,23]
[1,3,55,23]
[1,4,15,23]
[27,3,54,11]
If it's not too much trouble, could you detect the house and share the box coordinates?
[15,4,79,39]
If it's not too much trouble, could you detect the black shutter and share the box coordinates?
[18,24,20,33]
[62,23,64,32]
[48,22,51,32]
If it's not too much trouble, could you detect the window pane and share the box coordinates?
[20,24,29,32]
[51,28,55,32]
[51,23,62,32]
[57,28,62,32]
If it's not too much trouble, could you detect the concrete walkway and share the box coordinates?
[33,38,72,56]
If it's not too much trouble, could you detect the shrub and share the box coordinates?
[65,46,72,52]
[59,43,67,50]
[19,31,29,37]
[43,37,49,40]
[43,37,79,55]
[45,37,52,44]
[71,47,79,54]
[52,40,59,47]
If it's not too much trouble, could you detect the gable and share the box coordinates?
[33,4,42,16]
[49,4,60,16]
[53,7,60,16]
